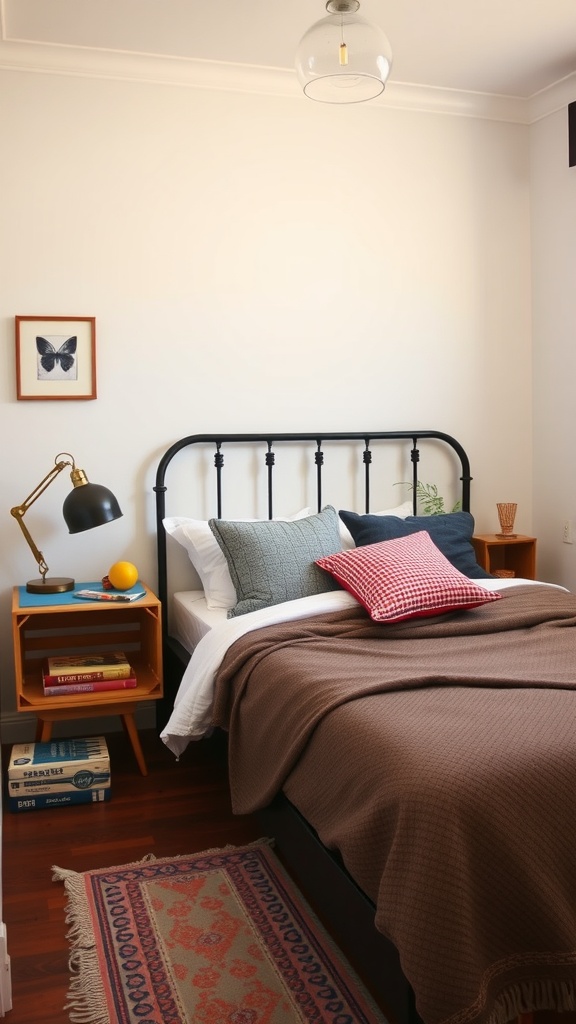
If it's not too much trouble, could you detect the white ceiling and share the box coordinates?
[2,0,576,100]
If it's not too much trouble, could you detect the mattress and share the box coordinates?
[164,578,565,756]
[172,591,228,653]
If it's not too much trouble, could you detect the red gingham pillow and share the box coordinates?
[316,530,501,623]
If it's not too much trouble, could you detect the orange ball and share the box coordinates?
[107,561,138,591]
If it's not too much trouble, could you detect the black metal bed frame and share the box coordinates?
[155,429,471,628]
[153,428,472,1024]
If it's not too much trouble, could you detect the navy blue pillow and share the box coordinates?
[338,510,492,580]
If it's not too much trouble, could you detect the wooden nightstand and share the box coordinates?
[471,535,537,580]
[11,582,163,775]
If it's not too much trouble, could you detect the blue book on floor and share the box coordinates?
[9,787,110,813]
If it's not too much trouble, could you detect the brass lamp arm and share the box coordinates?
[9,454,75,582]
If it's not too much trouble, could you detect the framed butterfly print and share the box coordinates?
[15,316,96,400]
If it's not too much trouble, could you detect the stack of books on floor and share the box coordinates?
[7,736,111,812]
[42,651,137,695]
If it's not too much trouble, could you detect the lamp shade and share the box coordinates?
[295,6,392,103]
[63,481,123,534]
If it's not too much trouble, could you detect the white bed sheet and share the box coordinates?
[161,578,562,759]
[172,591,228,652]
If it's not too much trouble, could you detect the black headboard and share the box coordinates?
[154,429,471,634]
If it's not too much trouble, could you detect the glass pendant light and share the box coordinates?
[295,0,392,104]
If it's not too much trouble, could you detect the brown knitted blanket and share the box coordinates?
[212,584,576,1024]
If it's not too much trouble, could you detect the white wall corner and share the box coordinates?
[528,71,576,123]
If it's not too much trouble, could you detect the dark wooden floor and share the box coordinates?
[2,728,262,1024]
[3,729,576,1024]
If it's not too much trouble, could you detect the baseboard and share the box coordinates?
[0,703,157,745]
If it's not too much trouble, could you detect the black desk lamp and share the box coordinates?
[10,453,123,594]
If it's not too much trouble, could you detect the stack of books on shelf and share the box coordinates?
[42,651,137,695]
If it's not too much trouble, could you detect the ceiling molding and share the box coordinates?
[1,38,573,124]
[527,72,576,123]
[382,82,528,124]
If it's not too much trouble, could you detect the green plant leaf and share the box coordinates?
[394,481,461,515]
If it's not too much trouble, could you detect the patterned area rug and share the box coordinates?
[53,839,388,1024]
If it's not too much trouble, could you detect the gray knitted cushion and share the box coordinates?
[209,505,343,617]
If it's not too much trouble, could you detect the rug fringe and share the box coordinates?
[52,865,110,1024]
[53,856,158,1024]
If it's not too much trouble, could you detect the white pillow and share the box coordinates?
[164,508,311,610]
[339,500,413,549]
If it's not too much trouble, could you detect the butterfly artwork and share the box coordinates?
[35,335,78,381]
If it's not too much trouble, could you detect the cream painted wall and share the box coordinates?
[530,103,576,589]
[0,67,534,740]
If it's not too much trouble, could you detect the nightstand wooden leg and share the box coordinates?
[121,713,147,776]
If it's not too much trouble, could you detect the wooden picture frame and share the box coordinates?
[15,316,97,401]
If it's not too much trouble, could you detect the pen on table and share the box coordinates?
[74,591,133,602]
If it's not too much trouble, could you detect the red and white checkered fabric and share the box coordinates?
[316,530,500,623]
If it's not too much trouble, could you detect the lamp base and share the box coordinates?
[26,576,75,594]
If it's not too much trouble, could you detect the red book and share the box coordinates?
[43,676,138,696]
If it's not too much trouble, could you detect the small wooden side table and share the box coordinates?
[471,535,537,580]
[11,582,163,775]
